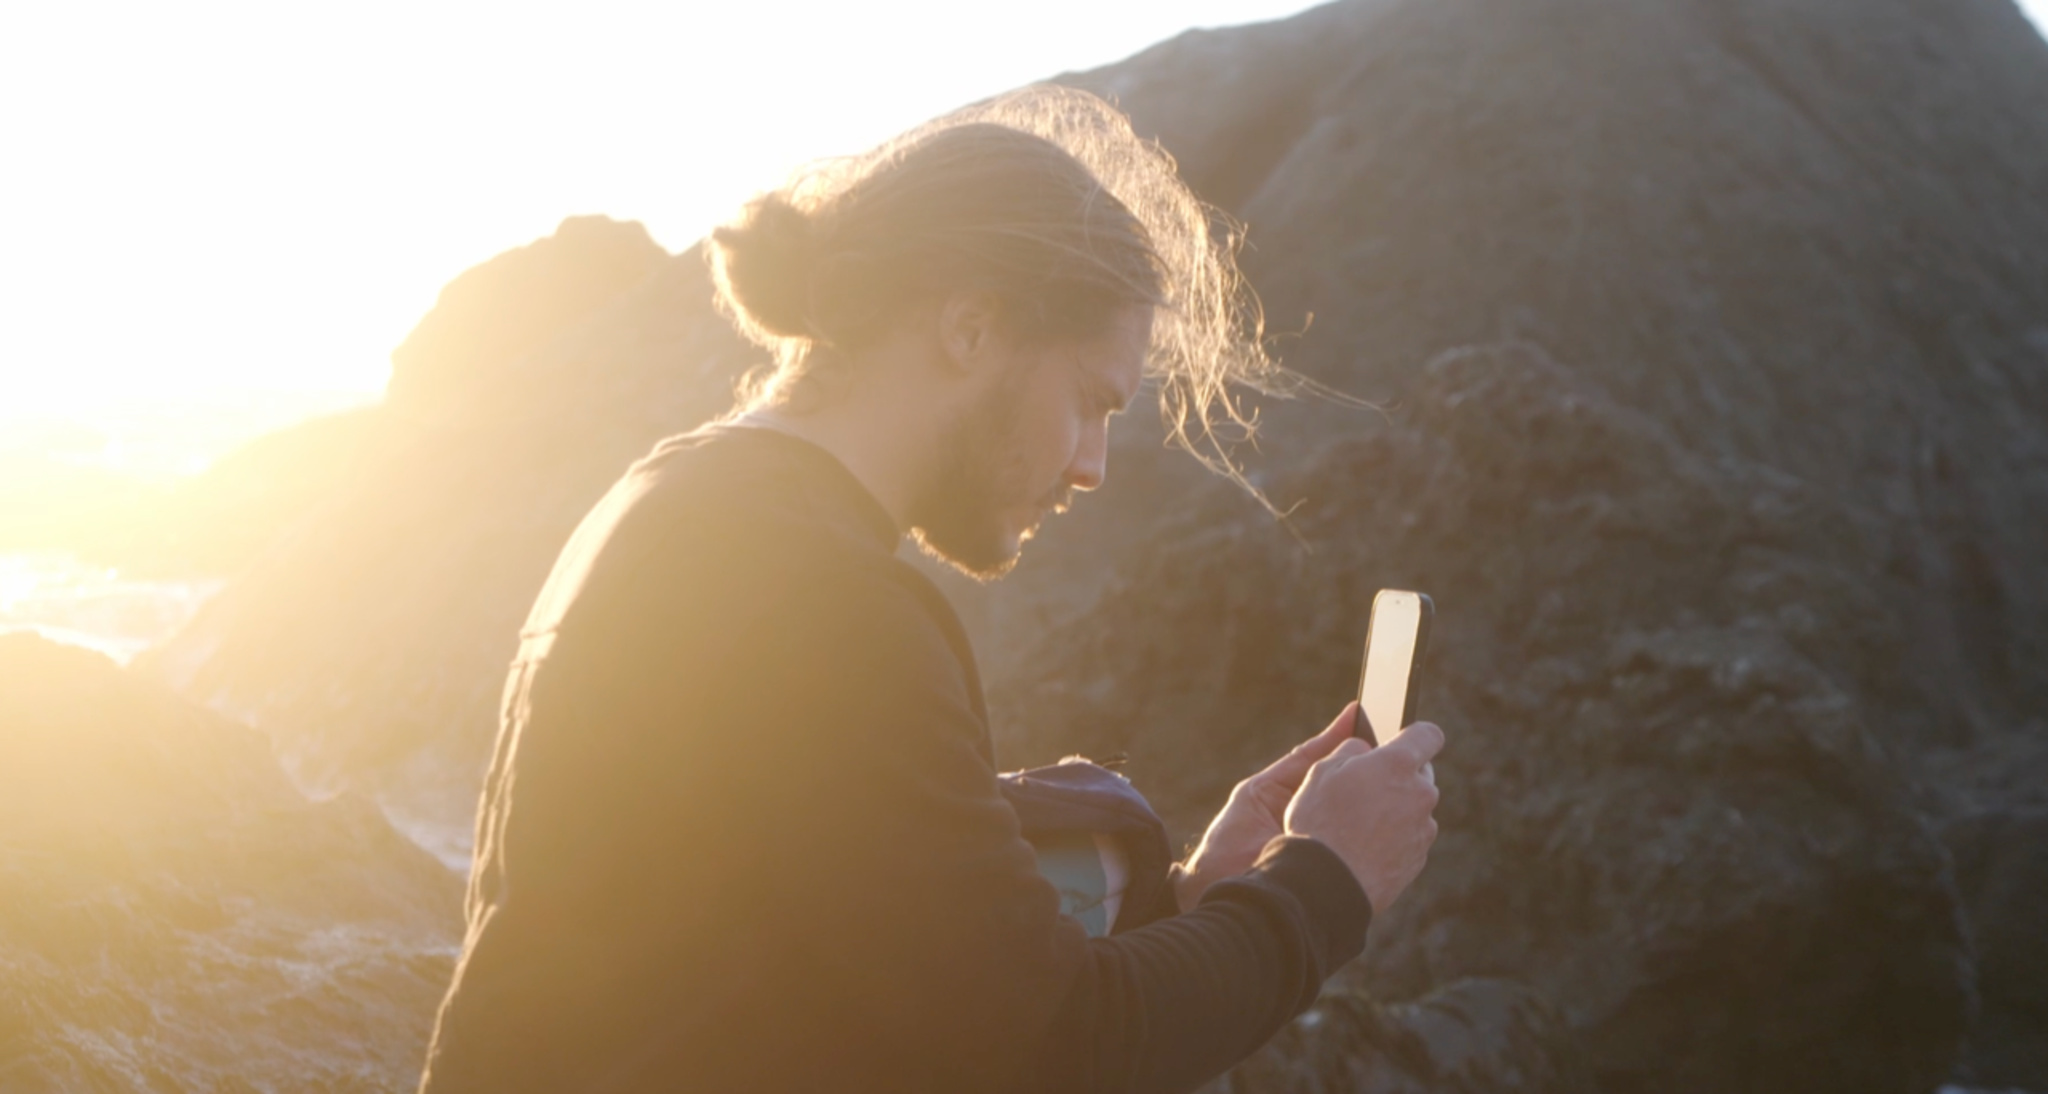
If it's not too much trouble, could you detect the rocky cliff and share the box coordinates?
[1033,1,2048,1086]
[135,216,760,862]
[0,633,460,1092]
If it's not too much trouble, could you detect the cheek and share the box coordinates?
[1009,416,1073,499]
[1016,369,1083,473]
[1050,407,1090,481]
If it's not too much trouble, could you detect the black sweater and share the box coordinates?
[417,426,1371,1094]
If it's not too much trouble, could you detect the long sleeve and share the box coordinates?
[419,428,1371,1094]
[723,552,1373,1094]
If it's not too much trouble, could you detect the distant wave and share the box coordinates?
[0,552,221,664]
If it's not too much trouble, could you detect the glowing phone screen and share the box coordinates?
[1358,589,1427,745]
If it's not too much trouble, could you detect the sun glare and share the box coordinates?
[0,0,1337,481]
[6,0,2042,477]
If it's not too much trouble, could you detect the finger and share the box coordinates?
[1255,703,1362,790]
[1301,737,1376,787]
[1324,737,1375,764]
[1384,721,1445,767]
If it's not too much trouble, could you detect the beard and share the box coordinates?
[906,365,1069,582]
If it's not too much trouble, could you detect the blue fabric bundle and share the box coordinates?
[998,758,1177,937]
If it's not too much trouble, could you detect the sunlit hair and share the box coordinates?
[707,84,1293,492]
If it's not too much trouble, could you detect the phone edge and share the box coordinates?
[1399,593,1435,729]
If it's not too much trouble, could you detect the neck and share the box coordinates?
[732,402,924,534]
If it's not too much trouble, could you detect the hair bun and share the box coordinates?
[710,195,818,342]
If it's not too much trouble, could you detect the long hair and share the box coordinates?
[707,85,1292,491]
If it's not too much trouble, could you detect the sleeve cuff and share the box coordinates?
[1224,835,1372,973]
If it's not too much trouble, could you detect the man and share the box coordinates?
[419,87,1443,1093]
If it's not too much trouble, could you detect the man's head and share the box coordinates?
[905,298,1148,578]
[707,87,1279,577]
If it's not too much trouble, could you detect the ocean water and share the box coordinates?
[0,552,222,664]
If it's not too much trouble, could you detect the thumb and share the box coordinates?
[1383,721,1446,767]
[1254,702,1361,792]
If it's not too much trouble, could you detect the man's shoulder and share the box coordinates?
[637,427,979,683]
[525,424,952,654]
[633,425,888,544]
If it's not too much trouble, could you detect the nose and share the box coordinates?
[1066,420,1108,493]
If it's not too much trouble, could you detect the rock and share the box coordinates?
[134,220,761,860]
[121,405,391,575]
[385,214,672,419]
[0,632,461,1091]
[1924,727,2048,1089]
[1210,978,1592,1093]
[992,345,1975,1093]
[1943,804,2048,1088]
[1060,0,2048,746]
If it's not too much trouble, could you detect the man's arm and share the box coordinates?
[754,558,1371,1094]
[1018,838,1371,1093]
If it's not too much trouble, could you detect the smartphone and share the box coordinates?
[1357,589,1434,745]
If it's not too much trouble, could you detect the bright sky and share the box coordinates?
[1,0,2044,475]
[0,0,1332,471]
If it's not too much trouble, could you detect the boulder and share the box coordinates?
[0,632,460,1091]
[1214,978,1592,1094]
[1945,806,2048,1087]
[135,219,760,861]
[1932,729,2048,1089]
[1059,0,2048,746]
[385,214,673,418]
[992,345,1976,1093]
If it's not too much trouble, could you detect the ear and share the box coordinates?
[935,289,1006,375]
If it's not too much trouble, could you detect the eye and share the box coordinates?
[1077,379,1110,417]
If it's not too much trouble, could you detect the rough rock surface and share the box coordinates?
[1026,0,2048,1086]
[996,344,1975,1093]
[1931,731,2048,1088]
[1058,0,2048,750]
[1216,978,1592,1093]
[0,633,460,1092]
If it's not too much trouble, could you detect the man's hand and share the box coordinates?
[1174,704,1363,912]
[1284,721,1444,913]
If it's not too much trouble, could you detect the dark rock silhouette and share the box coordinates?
[0,632,460,1091]
[385,215,674,418]
[1019,0,2048,1086]
[43,0,2047,1088]
[1218,978,1593,1093]
[1946,808,2048,1087]
[136,217,759,860]
[998,344,1975,1093]
[1932,729,2048,1088]
[1059,0,2048,748]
